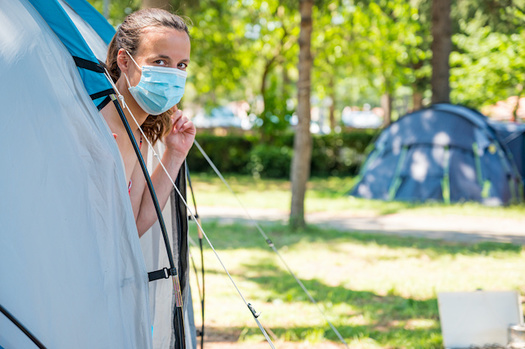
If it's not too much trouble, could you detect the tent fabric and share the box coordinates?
[141,146,197,349]
[350,104,522,205]
[58,2,197,346]
[489,120,525,183]
[0,0,151,347]
[27,0,113,109]
[64,0,116,45]
[60,0,110,62]
[0,0,197,347]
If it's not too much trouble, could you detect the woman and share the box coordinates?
[101,8,195,237]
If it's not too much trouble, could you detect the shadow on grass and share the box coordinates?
[192,220,520,347]
[206,325,442,348]
[203,259,443,348]
[194,220,523,257]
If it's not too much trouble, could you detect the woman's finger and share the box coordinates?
[173,116,189,131]
[171,109,183,124]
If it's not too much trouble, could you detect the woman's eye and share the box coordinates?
[177,62,188,70]
[154,60,167,66]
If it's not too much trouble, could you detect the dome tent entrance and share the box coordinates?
[350,104,523,205]
[0,0,195,348]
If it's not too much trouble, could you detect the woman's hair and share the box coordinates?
[106,8,189,145]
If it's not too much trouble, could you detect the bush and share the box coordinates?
[248,144,293,179]
[187,134,254,174]
[186,130,379,178]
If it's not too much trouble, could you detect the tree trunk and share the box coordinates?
[381,93,392,127]
[141,0,171,10]
[431,0,452,104]
[329,75,336,132]
[290,0,313,230]
[282,66,290,99]
[412,87,423,112]
[512,85,524,122]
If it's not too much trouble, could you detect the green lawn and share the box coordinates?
[188,173,525,218]
[185,173,525,348]
[188,222,525,348]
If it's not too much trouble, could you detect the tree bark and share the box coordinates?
[512,85,524,122]
[381,93,392,127]
[141,0,171,10]
[412,88,423,112]
[290,0,313,229]
[329,75,336,132]
[431,0,452,104]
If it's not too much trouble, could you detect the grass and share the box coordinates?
[188,221,525,348]
[188,173,525,219]
[185,173,525,347]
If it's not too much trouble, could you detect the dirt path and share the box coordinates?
[199,206,525,244]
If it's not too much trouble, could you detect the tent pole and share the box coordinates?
[103,0,109,19]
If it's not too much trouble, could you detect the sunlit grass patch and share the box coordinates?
[188,221,525,348]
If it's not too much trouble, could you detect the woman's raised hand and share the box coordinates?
[164,107,196,158]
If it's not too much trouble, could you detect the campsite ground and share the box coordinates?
[194,206,525,349]
[197,205,525,245]
[188,174,525,348]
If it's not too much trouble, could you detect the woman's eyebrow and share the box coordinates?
[154,54,171,61]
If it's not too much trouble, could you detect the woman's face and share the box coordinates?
[120,26,191,87]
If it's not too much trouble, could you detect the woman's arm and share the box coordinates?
[131,109,196,237]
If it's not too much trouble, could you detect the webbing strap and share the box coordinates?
[96,95,112,111]
[90,88,114,100]
[481,180,492,199]
[388,146,408,201]
[72,56,105,73]
[472,143,483,187]
[148,267,176,282]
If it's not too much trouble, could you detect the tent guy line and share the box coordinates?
[192,140,350,349]
[186,168,206,349]
[107,74,276,349]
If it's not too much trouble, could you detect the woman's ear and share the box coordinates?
[116,48,129,74]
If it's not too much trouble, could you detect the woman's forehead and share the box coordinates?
[137,26,190,58]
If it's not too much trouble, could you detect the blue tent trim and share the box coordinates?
[28,0,113,109]
[65,0,116,45]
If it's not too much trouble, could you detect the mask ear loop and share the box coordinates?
[122,50,142,90]
[125,50,142,72]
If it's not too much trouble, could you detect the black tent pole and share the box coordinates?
[0,304,47,349]
[110,95,186,349]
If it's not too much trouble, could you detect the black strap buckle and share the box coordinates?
[148,267,173,282]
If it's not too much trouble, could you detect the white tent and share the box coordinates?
[0,0,195,348]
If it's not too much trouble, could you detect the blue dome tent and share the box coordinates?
[350,104,523,205]
[0,1,196,348]
[489,120,525,184]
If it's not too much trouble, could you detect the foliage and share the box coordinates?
[88,0,140,25]
[248,144,293,179]
[451,9,525,108]
[188,133,254,174]
[88,0,525,131]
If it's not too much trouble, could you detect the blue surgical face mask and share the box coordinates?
[124,51,187,115]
